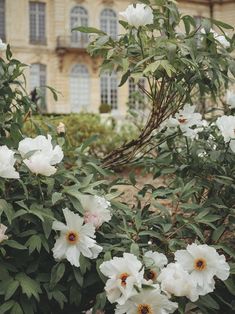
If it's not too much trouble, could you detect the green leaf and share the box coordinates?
[0,301,15,313]
[50,263,65,288]
[73,26,106,35]
[0,199,14,224]
[10,303,23,314]
[16,273,42,301]
[52,192,63,205]
[5,280,19,301]
[4,240,27,250]
[212,225,226,242]
[130,243,140,257]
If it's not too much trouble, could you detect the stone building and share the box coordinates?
[1,0,235,115]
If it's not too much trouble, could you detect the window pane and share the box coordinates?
[29,2,46,44]
[100,9,117,39]
[0,0,5,39]
[70,64,90,112]
[30,63,47,111]
[100,72,118,110]
[70,6,89,47]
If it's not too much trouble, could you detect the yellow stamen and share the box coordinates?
[194,258,207,271]
[137,304,153,314]
[66,231,79,244]
[119,273,129,287]
[145,269,157,281]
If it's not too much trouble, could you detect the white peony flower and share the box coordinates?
[119,4,153,28]
[18,134,63,176]
[175,243,230,296]
[0,224,8,243]
[226,90,235,109]
[80,195,112,229]
[158,263,199,302]
[52,208,102,267]
[143,251,168,282]
[115,285,178,314]
[0,38,7,51]
[0,145,19,179]
[99,253,144,305]
[164,104,205,139]
[216,115,235,153]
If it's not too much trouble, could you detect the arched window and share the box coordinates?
[30,63,47,111]
[100,9,117,39]
[70,64,90,112]
[70,6,88,47]
[100,71,118,110]
[128,78,146,110]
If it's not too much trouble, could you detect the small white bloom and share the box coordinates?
[226,90,235,109]
[119,4,153,28]
[100,253,144,305]
[143,251,167,282]
[52,208,102,267]
[0,224,8,243]
[81,195,111,228]
[18,135,63,176]
[216,115,235,152]
[115,285,178,314]
[175,243,230,296]
[158,263,199,302]
[201,28,230,49]
[0,146,19,179]
[165,104,204,139]
[215,34,230,49]
[0,38,7,51]
[57,122,66,135]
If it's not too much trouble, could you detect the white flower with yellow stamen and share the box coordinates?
[175,243,230,295]
[52,208,102,267]
[115,285,178,314]
[0,146,19,179]
[99,253,144,305]
[143,251,167,282]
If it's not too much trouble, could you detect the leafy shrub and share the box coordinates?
[0,1,235,314]
[23,113,138,158]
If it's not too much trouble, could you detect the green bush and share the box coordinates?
[23,113,138,158]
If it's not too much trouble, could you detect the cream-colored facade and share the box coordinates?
[3,0,235,115]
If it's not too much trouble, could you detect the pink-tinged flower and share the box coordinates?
[52,208,102,267]
[80,195,111,228]
[0,224,8,243]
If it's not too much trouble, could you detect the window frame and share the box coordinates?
[29,63,47,111]
[70,64,90,113]
[0,0,5,41]
[70,6,89,48]
[100,8,117,39]
[29,1,46,45]
[100,71,118,110]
